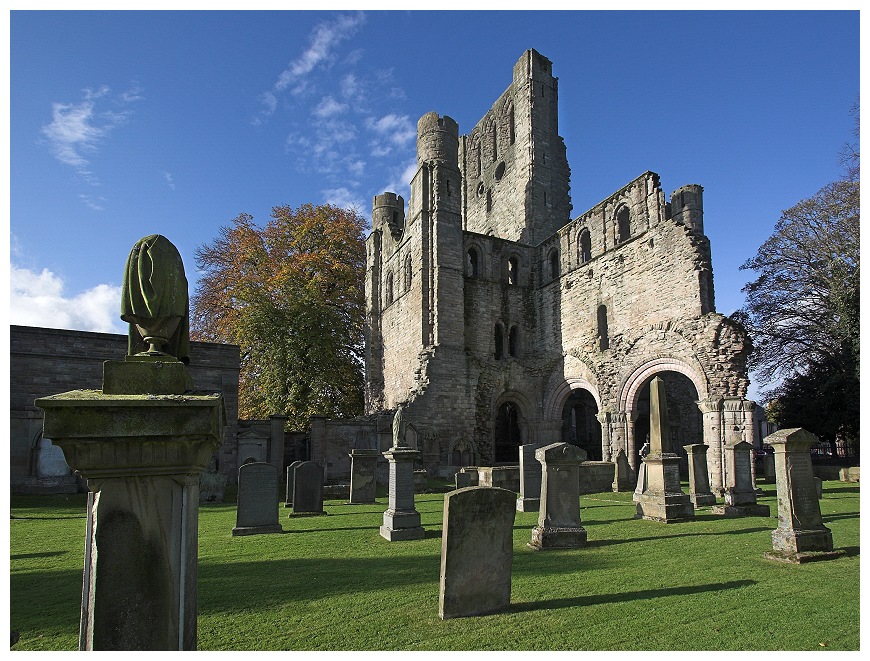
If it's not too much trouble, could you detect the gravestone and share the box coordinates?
[611,448,632,492]
[292,461,325,515]
[517,444,544,511]
[815,476,823,499]
[348,449,378,504]
[712,440,769,517]
[683,443,716,507]
[233,462,283,535]
[284,460,303,507]
[455,471,474,489]
[439,487,516,619]
[380,415,424,541]
[632,442,650,503]
[414,469,428,493]
[762,453,776,483]
[36,234,224,650]
[529,443,587,550]
[634,377,694,523]
[764,428,842,563]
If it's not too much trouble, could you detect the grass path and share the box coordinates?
[9,481,860,650]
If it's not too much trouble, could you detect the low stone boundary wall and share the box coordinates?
[579,461,616,494]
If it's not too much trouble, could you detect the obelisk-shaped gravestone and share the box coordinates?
[763,428,843,563]
[683,443,716,507]
[634,377,694,522]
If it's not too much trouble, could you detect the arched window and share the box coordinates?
[467,248,479,278]
[617,207,631,243]
[386,271,394,305]
[404,255,413,290]
[470,134,481,178]
[507,257,518,285]
[549,250,560,280]
[597,304,609,350]
[578,229,591,264]
[494,401,522,463]
[508,325,519,357]
[494,323,505,360]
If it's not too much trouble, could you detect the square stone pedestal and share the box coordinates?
[635,454,694,523]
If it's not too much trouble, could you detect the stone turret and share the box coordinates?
[372,192,405,241]
[417,112,459,166]
[670,184,704,235]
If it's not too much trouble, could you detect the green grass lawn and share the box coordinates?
[10,481,860,651]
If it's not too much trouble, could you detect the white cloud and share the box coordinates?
[259,12,366,119]
[41,85,142,185]
[10,266,124,334]
[79,194,107,211]
[164,171,176,190]
[365,113,416,156]
[322,188,366,215]
[313,95,348,118]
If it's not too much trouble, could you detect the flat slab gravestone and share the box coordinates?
[611,448,632,492]
[683,443,717,507]
[348,449,378,504]
[439,486,517,619]
[284,460,303,507]
[763,428,842,563]
[292,461,326,515]
[233,462,283,535]
[517,443,543,511]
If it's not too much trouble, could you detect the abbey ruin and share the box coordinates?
[360,49,753,493]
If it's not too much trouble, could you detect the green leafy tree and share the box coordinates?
[737,109,859,448]
[191,204,367,426]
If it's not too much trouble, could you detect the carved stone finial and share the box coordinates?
[120,234,190,364]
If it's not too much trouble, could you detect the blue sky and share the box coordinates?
[6,8,861,400]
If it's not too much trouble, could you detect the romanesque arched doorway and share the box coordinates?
[561,389,601,460]
[632,371,701,477]
[494,401,522,463]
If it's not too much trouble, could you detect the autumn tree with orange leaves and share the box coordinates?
[191,204,367,426]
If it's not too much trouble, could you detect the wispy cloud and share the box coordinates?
[164,171,176,190]
[366,113,416,157]
[40,84,143,194]
[313,95,348,119]
[256,12,366,123]
[322,187,366,215]
[10,266,125,334]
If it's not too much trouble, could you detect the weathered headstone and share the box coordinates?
[611,448,632,492]
[439,487,516,619]
[683,443,716,507]
[292,461,325,515]
[36,235,223,650]
[634,377,694,522]
[233,462,283,535]
[284,460,303,507]
[348,449,378,504]
[454,471,474,489]
[517,443,543,511]
[477,466,521,492]
[380,417,424,541]
[632,441,650,503]
[764,428,843,563]
[762,453,776,483]
[414,469,428,492]
[712,440,769,517]
[815,476,823,499]
[529,442,587,550]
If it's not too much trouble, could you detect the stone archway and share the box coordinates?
[560,389,602,460]
[491,391,533,464]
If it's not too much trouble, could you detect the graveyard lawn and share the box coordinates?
[9,481,860,651]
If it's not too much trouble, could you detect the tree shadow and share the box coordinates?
[509,580,756,613]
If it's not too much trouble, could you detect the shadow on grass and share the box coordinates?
[839,546,860,557]
[585,527,772,548]
[822,513,861,522]
[11,551,68,560]
[281,526,382,534]
[509,580,756,613]
[11,514,87,520]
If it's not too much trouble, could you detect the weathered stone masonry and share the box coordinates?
[362,49,752,494]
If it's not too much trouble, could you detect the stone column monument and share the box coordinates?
[634,377,694,523]
[529,442,587,550]
[763,428,843,563]
[683,443,716,507]
[36,235,224,651]
[379,404,425,541]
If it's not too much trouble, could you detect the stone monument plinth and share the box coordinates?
[529,442,587,550]
[380,446,425,541]
[634,377,694,523]
[764,428,843,564]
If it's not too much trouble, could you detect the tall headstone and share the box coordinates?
[517,443,543,511]
[292,461,325,515]
[380,405,424,541]
[233,462,283,535]
[438,487,516,619]
[348,449,378,504]
[529,442,587,550]
[762,453,776,483]
[712,440,770,517]
[611,448,632,492]
[284,460,303,507]
[764,428,842,563]
[634,377,694,522]
[35,235,223,650]
[683,443,716,507]
[632,441,650,503]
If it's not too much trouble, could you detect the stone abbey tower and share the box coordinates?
[363,49,753,493]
